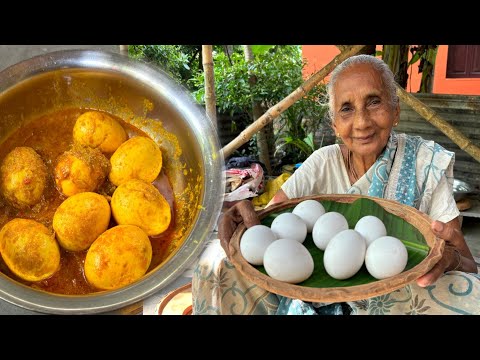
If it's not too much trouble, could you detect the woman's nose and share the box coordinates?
[353,108,372,128]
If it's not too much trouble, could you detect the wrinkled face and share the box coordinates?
[331,63,399,158]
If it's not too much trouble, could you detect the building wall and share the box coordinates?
[397,93,480,192]
[302,45,480,95]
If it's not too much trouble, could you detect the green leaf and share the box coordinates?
[257,197,428,288]
[273,141,289,156]
[408,52,422,66]
[375,50,383,57]
[251,45,275,56]
[427,47,438,66]
[303,132,315,151]
[288,138,313,156]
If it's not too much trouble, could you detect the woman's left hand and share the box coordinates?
[416,219,471,287]
[218,200,260,253]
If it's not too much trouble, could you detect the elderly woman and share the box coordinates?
[193,54,480,315]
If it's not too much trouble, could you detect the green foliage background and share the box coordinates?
[129,45,329,167]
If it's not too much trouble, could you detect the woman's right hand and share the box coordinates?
[416,218,477,287]
[218,200,260,252]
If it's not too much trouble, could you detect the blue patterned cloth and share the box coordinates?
[193,244,480,315]
[275,296,346,315]
[367,132,454,208]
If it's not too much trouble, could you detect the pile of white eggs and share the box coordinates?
[240,199,409,284]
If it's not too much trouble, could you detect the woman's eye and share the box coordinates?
[340,106,352,113]
[368,98,381,106]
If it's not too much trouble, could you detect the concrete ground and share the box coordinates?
[463,216,480,260]
[460,198,480,262]
[0,45,119,72]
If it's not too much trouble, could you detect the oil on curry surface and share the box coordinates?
[0,103,201,295]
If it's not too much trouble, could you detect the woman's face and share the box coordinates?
[331,63,399,159]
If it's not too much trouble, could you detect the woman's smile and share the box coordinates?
[352,133,375,144]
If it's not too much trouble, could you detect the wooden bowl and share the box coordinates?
[157,282,192,315]
[225,194,445,303]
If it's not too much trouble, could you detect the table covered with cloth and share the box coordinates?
[192,240,480,315]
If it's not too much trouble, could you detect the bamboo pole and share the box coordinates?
[222,45,366,158]
[396,85,480,163]
[202,45,217,128]
[119,45,128,56]
[243,45,272,175]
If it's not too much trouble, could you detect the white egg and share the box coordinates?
[270,212,307,244]
[323,229,366,280]
[365,236,408,279]
[354,215,387,247]
[292,199,326,232]
[263,238,314,284]
[312,211,349,250]
[240,225,277,265]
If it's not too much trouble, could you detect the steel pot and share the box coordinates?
[453,179,473,202]
[0,50,224,314]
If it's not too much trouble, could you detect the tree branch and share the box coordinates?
[222,45,367,158]
[202,45,217,128]
[396,85,480,163]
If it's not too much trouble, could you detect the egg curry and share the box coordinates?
[0,109,176,295]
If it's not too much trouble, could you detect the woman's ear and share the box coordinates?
[331,121,338,136]
[394,103,400,124]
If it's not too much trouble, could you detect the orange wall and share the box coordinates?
[302,45,480,95]
[302,45,340,82]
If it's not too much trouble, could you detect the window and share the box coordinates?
[446,45,480,78]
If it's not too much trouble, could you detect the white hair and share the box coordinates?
[326,54,399,122]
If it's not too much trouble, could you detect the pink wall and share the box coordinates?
[302,45,480,95]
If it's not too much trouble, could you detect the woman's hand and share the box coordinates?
[218,200,260,253]
[416,218,477,287]
[218,189,288,254]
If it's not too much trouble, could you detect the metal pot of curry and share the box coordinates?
[0,50,224,314]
